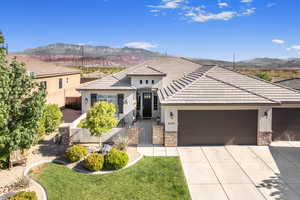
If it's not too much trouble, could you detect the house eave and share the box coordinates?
[159,102,280,107]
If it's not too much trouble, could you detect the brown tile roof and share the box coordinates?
[126,66,166,76]
[77,56,300,105]
[78,57,201,90]
[7,54,81,78]
[159,65,300,105]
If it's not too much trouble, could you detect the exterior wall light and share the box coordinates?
[170,111,174,119]
[85,97,88,104]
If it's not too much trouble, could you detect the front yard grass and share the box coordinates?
[31,157,190,200]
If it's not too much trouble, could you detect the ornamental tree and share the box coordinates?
[0,30,4,44]
[82,101,118,146]
[0,49,46,154]
[38,104,63,136]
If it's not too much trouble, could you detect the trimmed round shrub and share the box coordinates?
[9,191,37,200]
[65,144,88,162]
[84,153,104,171]
[104,148,129,170]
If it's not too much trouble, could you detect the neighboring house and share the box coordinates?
[77,57,300,146]
[275,78,300,91]
[9,55,81,107]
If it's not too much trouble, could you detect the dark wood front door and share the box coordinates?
[143,93,152,119]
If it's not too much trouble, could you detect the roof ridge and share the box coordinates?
[160,72,203,101]
[146,66,165,74]
[204,74,278,104]
[218,66,300,96]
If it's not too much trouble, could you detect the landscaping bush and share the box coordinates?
[38,104,63,136]
[104,148,129,170]
[9,191,37,200]
[84,153,104,171]
[65,144,88,162]
[113,135,129,151]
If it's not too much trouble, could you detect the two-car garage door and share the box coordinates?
[178,110,258,146]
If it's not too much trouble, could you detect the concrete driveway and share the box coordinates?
[138,141,300,200]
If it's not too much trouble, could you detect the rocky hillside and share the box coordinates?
[17,43,300,68]
[17,43,166,67]
[193,58,300,68]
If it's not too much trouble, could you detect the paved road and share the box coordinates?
[138,141,300,200]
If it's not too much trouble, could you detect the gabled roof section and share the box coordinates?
[77,57,201,91]
[77,75,135,90]
[206,67,300,104]
[160,65,300,105]
[127,66,166,76]
[159,67,277,105]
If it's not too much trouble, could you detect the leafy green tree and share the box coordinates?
[0,49,46,155]
[82,101,118,146]
[0,30,4,44]
[38,104,62,137]
[255,72,272,82]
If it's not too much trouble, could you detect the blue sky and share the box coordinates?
[1,0,300,61]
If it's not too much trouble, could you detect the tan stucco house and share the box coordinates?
[9,55,81,107]
[77,57,300,146]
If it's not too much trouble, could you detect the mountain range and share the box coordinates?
[16,43,300,68]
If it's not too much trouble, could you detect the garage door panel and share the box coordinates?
[178,110,258,145]
[273,108,300,141]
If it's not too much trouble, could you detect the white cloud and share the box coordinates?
[218,2,229,8]
[149,0,256,23]
[124,42,157,50]
[149,0,186,9]
[272,39,285,44]
[186,10,236,22]
[150,9,160,13]
[287,45,300,55]
[241,0,253,3]
[290,45,300,50]
[241,8,256,15]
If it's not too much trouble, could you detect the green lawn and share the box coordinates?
[31,157,191,200]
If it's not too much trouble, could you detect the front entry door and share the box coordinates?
[143,93,152,119]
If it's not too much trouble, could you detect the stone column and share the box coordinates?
[257,108,272,146]
[127,126,139,146]
[164,132,177,147]
[153,125,164,145]
[163,108,178,147]
[59,123,72,146]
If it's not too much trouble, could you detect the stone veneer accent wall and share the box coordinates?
[59,124,71,146]
[164,131,177,147]
[257,131,272,146]
[152,125,164,145]
[127,126,139,146]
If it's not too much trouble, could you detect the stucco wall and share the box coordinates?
[258,108,272,132]
[130,76,163,89]
[35,74,81,107]
[162,105,274,133]
[81,90,136,124]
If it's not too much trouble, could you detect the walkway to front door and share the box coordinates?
[135,120,155,146]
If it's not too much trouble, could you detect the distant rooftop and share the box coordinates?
[7,54,81,78]
[275,78,300,91]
